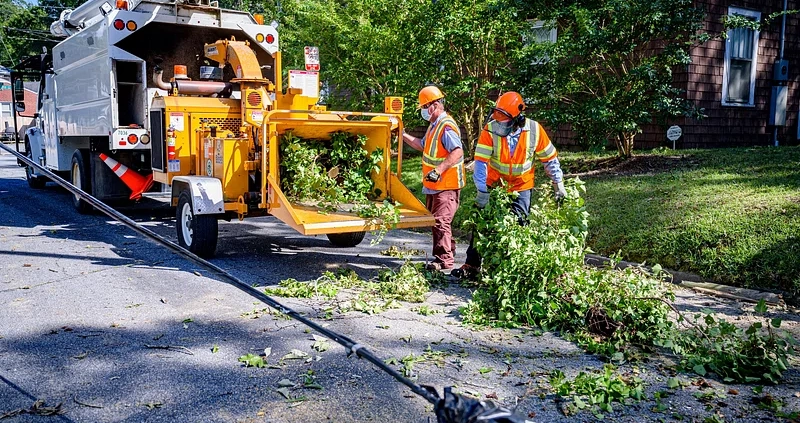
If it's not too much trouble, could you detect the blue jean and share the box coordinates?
[464,189,532,268]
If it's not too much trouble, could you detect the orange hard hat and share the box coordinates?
[417,86,445,109]
[492,91,526,121]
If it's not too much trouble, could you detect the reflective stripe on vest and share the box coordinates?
[486,119,538,176]
[422,116,465,190]
[422,116,459,165]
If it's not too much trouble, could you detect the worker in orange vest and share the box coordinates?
[452,91,566,280]
[402,86,465,271]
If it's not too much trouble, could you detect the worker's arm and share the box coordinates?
[401,131,424,152]
[473,129,493,193]
[432,126,464,174]
[473,129,493,207]
[473,161,488,193]
[533,123,566,198]
[435,146,463,175]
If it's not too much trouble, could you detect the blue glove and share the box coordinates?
[475,191,489,208]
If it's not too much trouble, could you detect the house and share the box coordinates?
[0,81,38,140]
[636,0,800,149]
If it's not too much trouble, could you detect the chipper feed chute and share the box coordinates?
[262,115,434,236]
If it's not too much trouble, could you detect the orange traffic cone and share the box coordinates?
[98,153,154,200]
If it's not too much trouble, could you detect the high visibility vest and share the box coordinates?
[422,115,465,191]
[474,119,555,192]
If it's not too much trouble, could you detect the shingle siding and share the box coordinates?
[645,0,800,149]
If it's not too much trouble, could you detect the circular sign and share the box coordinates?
[666,125,682,141]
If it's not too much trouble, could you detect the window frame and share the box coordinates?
[527,20,557,65]
[721,7,761,107]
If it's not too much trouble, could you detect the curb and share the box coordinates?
[584,254,785,306]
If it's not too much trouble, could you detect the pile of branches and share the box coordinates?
[462,179,795,384]
[279,131,399,242]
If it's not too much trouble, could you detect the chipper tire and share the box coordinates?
[326,231,366,248]
[177,190,219,258]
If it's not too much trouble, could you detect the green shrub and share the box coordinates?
[461,179,675,356]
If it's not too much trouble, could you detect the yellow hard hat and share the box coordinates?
[417,86,445,109]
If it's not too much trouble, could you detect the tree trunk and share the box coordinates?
[613,132,636,158]
[462,113,476,159]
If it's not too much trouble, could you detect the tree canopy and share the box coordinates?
[1,0,85,66]
[517,0,707,157]
[2,0,710,157]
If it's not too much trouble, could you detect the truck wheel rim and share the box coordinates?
[72,162,81,202]
[181,202,194,245]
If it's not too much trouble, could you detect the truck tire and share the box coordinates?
[71,150,92,214]
[24,139,46,189]
[326,231,366,248]
[176,190,218,258]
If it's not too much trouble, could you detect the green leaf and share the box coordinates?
[771,318,782,328]
[754,299,767,314]
[238,353,266,368]
[692,364,706,376]
[667,377,680,389]
[275,387,291,399]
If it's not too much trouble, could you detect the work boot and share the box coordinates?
[425,261,451,272]
[451,264,479,281]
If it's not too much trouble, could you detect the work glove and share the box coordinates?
[425,169,441,183]
[475,191,490,209]
[554,181,567,203]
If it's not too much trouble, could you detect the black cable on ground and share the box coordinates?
[1,143,529,422]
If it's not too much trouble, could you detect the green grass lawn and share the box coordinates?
[395,146,800,301]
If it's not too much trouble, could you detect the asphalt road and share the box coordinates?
[1,150,798,423]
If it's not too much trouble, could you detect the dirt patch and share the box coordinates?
[563,154,700,178]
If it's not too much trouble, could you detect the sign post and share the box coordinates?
[666,125,682,150]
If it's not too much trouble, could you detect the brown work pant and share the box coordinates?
[425,189,460,268]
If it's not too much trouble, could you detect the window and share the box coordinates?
[722,7,760,106]
[527,20,557,65]
[0,103,11,118]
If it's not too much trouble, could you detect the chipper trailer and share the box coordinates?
[11,0,433,257]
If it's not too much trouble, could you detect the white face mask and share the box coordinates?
[420,107,432,122]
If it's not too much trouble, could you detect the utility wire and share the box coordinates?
[0,35,17,67]
[2,35,59,43]
[5,27,60,36]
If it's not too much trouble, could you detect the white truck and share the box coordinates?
[15,0,278,211]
